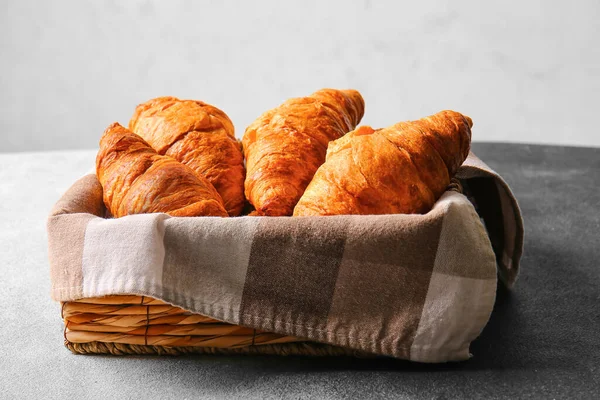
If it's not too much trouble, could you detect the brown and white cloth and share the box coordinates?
[48,152,523,363]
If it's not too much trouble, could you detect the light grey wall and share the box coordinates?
[1,0,599,152]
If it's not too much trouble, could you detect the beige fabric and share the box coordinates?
[48,153,524,362]
[457,151,524,286]
[409,191,498,362]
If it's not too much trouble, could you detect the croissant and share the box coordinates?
[243,88,365,216]
[293,110,473,216]
[129,96,245,216]
[96,123,228,218]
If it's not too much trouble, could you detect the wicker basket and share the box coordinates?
[61,181,465,357]
[62,295,365,357]
[49,162,524,363]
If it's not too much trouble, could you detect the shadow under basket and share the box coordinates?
[62,295,365,357]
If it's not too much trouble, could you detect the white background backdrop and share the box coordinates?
[1,0,599,152]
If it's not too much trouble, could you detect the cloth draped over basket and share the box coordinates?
[47,152,523,363]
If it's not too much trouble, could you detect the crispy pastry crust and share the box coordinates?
[293,111,472,216]
[129,97,245,216]
[243,89,365,216]
[96,123,228,218]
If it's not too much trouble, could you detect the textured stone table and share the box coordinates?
[1,143,598,399]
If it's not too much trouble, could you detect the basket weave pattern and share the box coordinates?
[62,295,362,356]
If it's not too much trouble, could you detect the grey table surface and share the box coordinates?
[1,143,599,399]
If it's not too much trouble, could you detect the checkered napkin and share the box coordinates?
[48,152,523,362]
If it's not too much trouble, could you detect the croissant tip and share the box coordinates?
[103,122,123,135]
[464,115,473,128]
[439,110,473,129]
[340,88,364,101]
[340,89,365,123]
[340,89,360,97]
[354,126,376,136]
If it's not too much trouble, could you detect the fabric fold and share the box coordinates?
[457,152,524,287]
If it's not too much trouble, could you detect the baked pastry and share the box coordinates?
[129,97,245,216]
[96,123,228,218]
[243,88,365,216]
[293,110,472,216]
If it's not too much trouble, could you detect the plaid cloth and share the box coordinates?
[48,152,523,363]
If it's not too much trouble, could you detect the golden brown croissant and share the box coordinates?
[242,88,365,216]
[96,123,228,218]
[129,96,245,216]
[293,110,472,216]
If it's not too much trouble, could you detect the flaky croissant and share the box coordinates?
[293,110,472,216]
[243,88,365,216]
[96,123,228,218]
[129,97,245,216]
